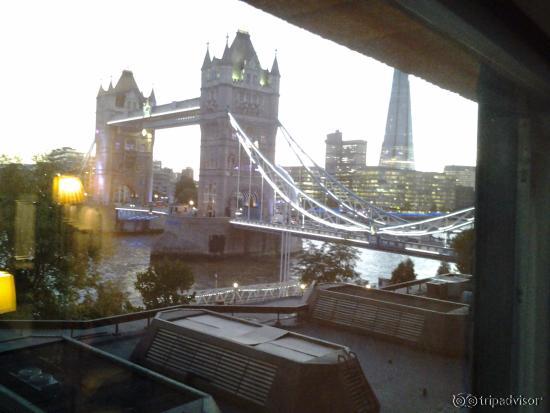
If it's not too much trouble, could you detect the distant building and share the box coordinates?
[337,166,456,212]
[444,165,476,209]
[47,147,84,173]
[324,130,367,175]
[152,161,175,202]
[153,160,162,173]
[284,166,324,201]
[182,167,194,180]
[379,69,415,170]
[444,165,476,188]
[454,185,475,209]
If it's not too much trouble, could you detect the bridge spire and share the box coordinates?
[97,84,106,97]
[148,88,156,105]
[201,42,211,69]
[271,50,280,76]
[222,35,231,64]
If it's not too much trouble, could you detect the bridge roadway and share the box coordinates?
[111,208,456,261]
[106,98,201,129]
[229,218,457,262]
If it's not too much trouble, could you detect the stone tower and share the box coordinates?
[199,31,280,218]
[379,69,415,170]
[94,71,156,205]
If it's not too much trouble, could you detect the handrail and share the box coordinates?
[379,278,430,291]
[0,304,309,330]
[380,273,471,291]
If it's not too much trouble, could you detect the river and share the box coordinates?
[90,233,443,305]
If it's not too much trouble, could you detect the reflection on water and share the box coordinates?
[92,234,441,305]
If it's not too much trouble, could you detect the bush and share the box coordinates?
[436,261,452,275]
[390,258,416,284]
[135,259,195,309]
[294,241,362,285]
[451,229,475,274]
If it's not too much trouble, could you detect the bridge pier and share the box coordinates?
[152,216,301,257]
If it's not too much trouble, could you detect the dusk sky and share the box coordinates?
[1,0,477,173]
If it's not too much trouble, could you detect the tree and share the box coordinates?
[135,258,195,309]
[451,229,475,274]
[294,241,362,285]
[0,155,134,320]
[390,258,417,284]
[436,261,452,275]
[79,280,136,319]
[174,176,197,205]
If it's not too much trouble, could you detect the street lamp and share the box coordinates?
[189,200,194,207]
[300,283,306,296]
[233,282,239,304]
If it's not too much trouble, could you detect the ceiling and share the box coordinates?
[243,0,550,102]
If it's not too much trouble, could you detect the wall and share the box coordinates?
[153,216,301,257]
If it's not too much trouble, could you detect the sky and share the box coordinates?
[0,0,477,173]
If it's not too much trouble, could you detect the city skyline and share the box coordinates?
[1,0,477,173]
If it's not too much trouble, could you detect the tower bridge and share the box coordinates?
[94,30,280,216]
[93,30,474,261]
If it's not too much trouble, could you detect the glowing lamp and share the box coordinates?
[233,282,239,289]
[0,271,16,314]
[53,175,85,205]
[300,283,306,290]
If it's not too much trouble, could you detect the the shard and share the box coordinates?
[379,69,415,170]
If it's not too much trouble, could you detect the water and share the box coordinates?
[91,234,442,304]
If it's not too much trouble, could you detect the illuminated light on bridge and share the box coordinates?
[223,112,473,261]
[405,247,441,255]
[106,103,201,127]
[230,219,371,245]
[228,113,474,235]
[115,207,168,215]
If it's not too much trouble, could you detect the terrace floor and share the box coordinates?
[82,316,466,412]
[1,295,467,412]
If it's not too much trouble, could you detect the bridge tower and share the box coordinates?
[94,71,156,205]
[198,30,280,218]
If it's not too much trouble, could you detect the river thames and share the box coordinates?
[91,234,443,305]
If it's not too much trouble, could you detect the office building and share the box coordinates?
[325,130,367,174]
[379,69,415,170]
[338,166,456,212]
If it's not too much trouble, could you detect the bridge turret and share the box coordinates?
[93,70,154,206]
[221,35,231,64]
[97,84,107,97]
[270,53,280,91]
[148,88,156,106]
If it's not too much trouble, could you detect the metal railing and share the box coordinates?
[231,218,457,260]
[193,280,306,304]
[0,303,309,339]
